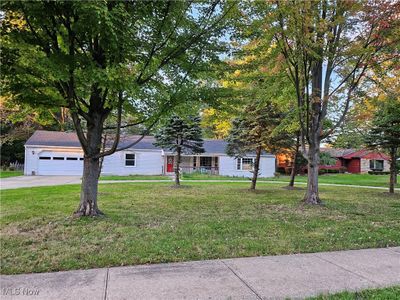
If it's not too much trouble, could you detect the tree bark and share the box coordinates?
[288,134,300,188]
[174,146,181,186]
[250,146,262,190]
[74,111,106,217]
[75,157,103,217]
[389,147,397,194]
[304,142,321,204]
[303,53,323,205]
[288,163,296,187]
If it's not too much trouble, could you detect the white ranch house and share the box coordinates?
[24,130,276,177]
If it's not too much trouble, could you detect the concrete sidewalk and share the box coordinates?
[1,247,399,300]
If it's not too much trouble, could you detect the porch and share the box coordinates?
[164,155,219,175]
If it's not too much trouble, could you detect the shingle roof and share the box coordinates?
[320,148,356,158]
[320,147,389,160]
[342,149,390,160]
[202,139,228,154]
[26,130,83,148]
[25,130,160,150]
[26,130,272,155]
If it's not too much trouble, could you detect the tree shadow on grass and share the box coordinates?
[282,186,305,191]
[168,185,192,189]
[381,192,400,198]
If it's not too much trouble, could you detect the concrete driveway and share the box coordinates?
[1,176,82,190]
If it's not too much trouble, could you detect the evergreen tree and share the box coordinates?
[154,115,204,186]
[226,101,289,190]
[365,100,400,194]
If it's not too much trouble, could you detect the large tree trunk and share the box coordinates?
[303,55,323,205]
[75,157,103,216]
[389,147,397,194]
[74,112,105,217]
[288,134,300,188]
[174,147,181,186]
[250,146,262,190]
[304,142,321,204]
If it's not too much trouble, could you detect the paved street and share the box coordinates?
[1,247,399,299]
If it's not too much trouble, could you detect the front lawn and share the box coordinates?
[182,172,253,180]
[0,170,23,178]
[100,172,398,189]
[309,286,400,299]
[182,173,398,188]
[1,182,399,274]
[270,173,399,188]
[100,174,170,180]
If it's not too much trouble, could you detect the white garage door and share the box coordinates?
[38,151,84,175]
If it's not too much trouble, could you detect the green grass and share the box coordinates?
[0,170,23,178]
[100,174,170,180]
[1,182,399,275]
[101,173,398,189]
[182,172,254,180]
[270,173,399,188]
[308,286,400,299]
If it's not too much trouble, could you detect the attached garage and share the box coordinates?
[24,131,87,176]
[37,152,83,175]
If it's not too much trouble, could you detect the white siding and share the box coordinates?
[25,146,275,177]
[24,146,36,175]
[219,155,275,178]
[102,150,164,175]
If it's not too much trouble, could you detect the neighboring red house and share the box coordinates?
[320,148,390,173]
[277,148,390,174]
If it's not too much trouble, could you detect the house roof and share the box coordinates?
[25,130,272,156]
[25,130,159,150]
[342,149,390,160]
[320,148,356,158]
[320,147,389,160]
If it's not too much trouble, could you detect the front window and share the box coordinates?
[237,158,254,171]
[125,153,135,166]
[200,157,212,168]
[370,159,383,171]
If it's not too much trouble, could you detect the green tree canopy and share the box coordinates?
[0,1,234,216]
[237,0,400,203]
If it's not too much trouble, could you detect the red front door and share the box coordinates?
[167,156,174,172]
